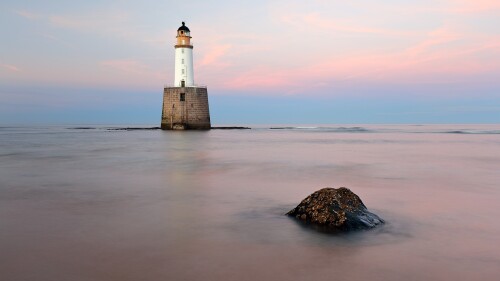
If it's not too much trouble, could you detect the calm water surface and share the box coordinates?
[1,125,499,281]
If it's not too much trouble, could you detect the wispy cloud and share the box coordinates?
[7,1,500,96]
[14,10,40,20]
[100,59,149,74]
[48,11,129,32]
[1,63,20,72]
[14,9,130,32]
[98,59,164,88]
[199,44,232,67]
[223,66,291,90]
[38,33,74,47]
[405,27,462,58]
[215,27,499,92]
[13,9,158,44]
[449,0,500,13]
[280,12,417,37]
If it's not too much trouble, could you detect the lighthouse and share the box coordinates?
[174,22,194,87]
[161,22,211,130]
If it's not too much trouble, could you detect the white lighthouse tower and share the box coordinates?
[161,22,211,130]
[174,22,194,87]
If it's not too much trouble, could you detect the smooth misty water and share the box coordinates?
[1,125,500,281]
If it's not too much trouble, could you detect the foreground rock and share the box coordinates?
[286,187,384,232]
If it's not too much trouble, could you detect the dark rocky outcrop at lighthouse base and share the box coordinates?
[211,126,251,130]
[107,127,161,131]
[69,127,161,131]
[286,187,384,232]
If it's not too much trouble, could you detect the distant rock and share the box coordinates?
[286,187,384,232]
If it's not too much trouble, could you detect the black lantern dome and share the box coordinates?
[177,22,190,32]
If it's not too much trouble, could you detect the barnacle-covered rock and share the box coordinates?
[286,187,384,232]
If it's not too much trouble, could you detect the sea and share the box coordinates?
[1,124,499,281]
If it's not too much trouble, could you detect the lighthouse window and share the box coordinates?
[182,49,184,54]
[182,69,185,74]
[180,93,185,101]
[182,59,184,64]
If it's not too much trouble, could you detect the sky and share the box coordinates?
[1,0,499,124]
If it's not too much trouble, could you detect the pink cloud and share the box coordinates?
[295,13,416,37]
[213,26,500,92]
[246,6,499,88]
[100,59,150,74]
[14,10,40,20]
[222,67,292,90]
[37,33,74,47]
[1,64,20,72]
[48,11,129,32]
[14,9,145,42]
[449,0,500,13]
[10,2,499,95]
[405,27,462,58]
[96,59,165,89]
[199,44,232,67]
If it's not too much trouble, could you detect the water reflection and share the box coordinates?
[1,125,499,280]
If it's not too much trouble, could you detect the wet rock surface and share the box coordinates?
[211,127,251,130]
[286,187,384,232]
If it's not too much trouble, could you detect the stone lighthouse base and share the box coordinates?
[161,87,211,130]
